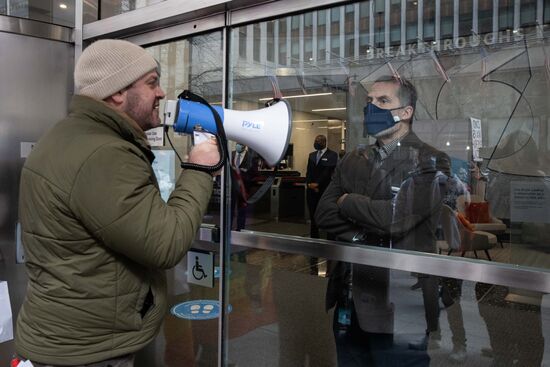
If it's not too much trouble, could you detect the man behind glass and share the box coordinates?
[306,134,338,239]
[316,75,450,366]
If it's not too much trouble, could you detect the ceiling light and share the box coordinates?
[312,107,346,112]
[446,141,451,146]
[466,146,471,150]
[59,3,67,9]
[258,92,333,101]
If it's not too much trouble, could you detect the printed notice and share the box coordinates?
[470,117,482,162]
[20,142,36,158]
[152,150,175,202]
[146,126,164,147]
[510,181,550,223]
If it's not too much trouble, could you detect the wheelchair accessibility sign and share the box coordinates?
[187,249,214,288]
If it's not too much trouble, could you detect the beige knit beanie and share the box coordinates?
[74,39,158,100]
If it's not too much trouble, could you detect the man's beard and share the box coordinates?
[126,93,154,131]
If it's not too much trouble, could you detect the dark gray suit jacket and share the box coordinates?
[315,131,450,333]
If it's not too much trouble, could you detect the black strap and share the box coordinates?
[246,169,278,205]
[177,90,228,174]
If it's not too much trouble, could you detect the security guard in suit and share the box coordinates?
[306,135,338,238]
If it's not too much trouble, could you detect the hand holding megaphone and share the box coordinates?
[188,138,221,176]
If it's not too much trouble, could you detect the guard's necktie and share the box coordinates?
[316,151,322,164]
[235,152,242,168]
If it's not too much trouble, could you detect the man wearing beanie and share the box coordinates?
[15,39,220,366]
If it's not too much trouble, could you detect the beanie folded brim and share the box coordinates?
[78,53,158,100]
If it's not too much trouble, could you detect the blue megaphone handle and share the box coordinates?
[174,99,225,134]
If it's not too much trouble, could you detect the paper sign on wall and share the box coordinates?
[470,117,482,162]
[146,127,164,147]
[511,181,550,223]
[152,150,175,202]
[20,142,36,158]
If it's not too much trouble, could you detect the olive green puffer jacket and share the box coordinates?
[16,95,213,365]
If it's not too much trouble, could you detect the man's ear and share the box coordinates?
[103,90,126,111]
[110,90,126,105]
[401,106,414,121]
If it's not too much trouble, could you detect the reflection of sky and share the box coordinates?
[152,150,175,202]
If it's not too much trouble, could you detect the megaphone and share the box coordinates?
[164,97,292,167]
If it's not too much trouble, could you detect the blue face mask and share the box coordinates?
[363,103,403,136]
[235,144,245,153]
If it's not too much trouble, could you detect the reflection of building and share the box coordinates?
[226,1,550,175]
[232,1,548,68]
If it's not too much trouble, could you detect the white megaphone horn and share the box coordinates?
[164,98,292,167]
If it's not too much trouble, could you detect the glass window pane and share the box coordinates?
[304,12,313,61]
[145,32,223,224]
[226,0,550,276]
[83,0,99,23]
[359,1,371,55]
[1,0,75,27]
[520,0,537,26]
[458,0,473,37]
[279,18,288,65]
[374,6,385,47]
[344,5,355,58]
[390,0,401,45]
[479,0,494,34]
[253,23,261,62]
[499,0,514,30]
[441,0,454,39]
[226,245,550,367]
[423,0,436,41]
[330,8,341,58]
[318,10,327,61]
[239,26,247,59]
[406,0,418,42]
[291,15,300,65]
[267,21,275,63]
[99,0,164,19]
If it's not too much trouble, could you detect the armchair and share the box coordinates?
[437,204,497,260]
[456,194,507,246]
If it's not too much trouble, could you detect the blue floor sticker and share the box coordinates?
[171,300,232,320]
